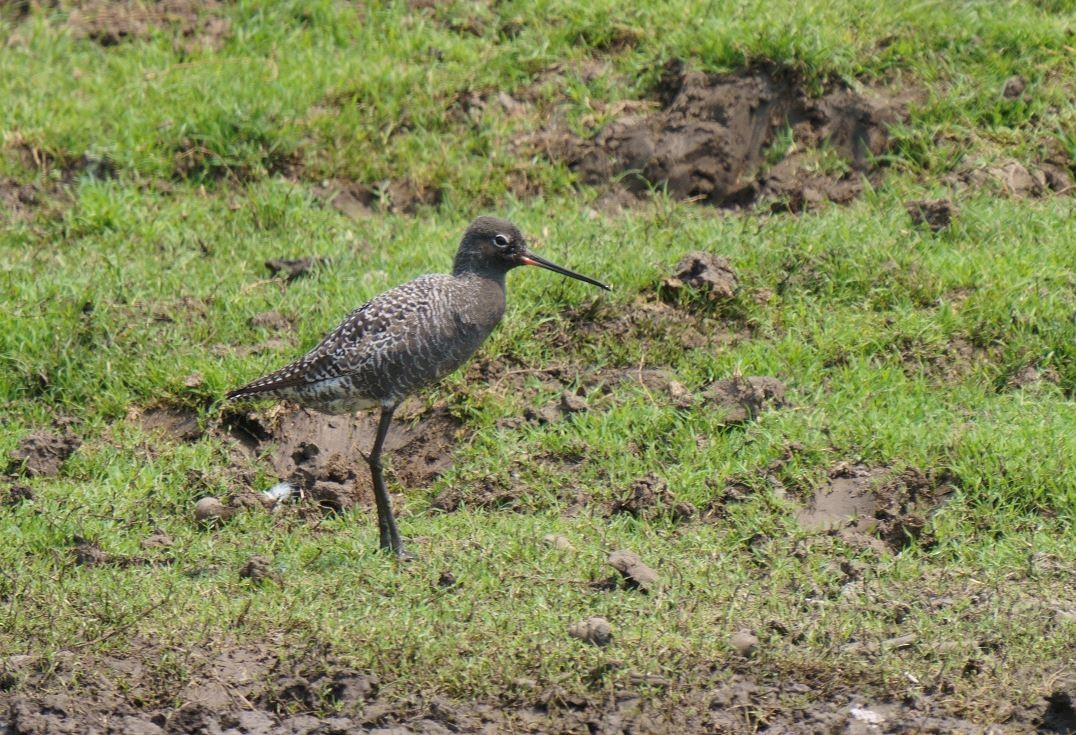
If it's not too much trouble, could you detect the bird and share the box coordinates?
[226,216,610,556]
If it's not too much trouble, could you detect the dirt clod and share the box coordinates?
[3,484,33,506]
[1002,75,1027,99]
[730,629,759,657]
[239,555,278,585]
[194,496,233,525]
[559,392,587,414]
[702,376,787,424]
[661,252,739,302]
[611,473,672,518]
[568,616,613,647]
[7,431,81,478]
[141,531,174,550]
[906,198,958,232]
[264,256,331,282]
[607,549,660,592]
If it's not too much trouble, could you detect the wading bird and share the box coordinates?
[227,217,610,556]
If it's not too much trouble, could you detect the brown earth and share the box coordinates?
[796,464,956,552]
[62,0,231,53]
[5,430,81,478]
[219,402,466,514]
[2,642,1071,734]
[531,62,910,212]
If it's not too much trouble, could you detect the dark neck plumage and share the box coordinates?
[452,252,510,286]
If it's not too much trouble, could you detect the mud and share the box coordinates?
[3,657,1069,734]
[949,157,1073,198]
[132,405,203,443]
[62,0,231,52]
[607,549,660,592]
[5,431,81,478]
[796,464,955,551]
[220,402,466,514]
[702,375,787,424]
[0,178,45,222]
[535,63,908,210]
[906,198,958,231]
[534,296,747,355]
[660,251,739,303]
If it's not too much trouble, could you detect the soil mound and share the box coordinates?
[549,63,905,211]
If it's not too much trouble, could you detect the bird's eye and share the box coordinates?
[493,234,511,249]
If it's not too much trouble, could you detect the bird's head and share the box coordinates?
[454,216,611,291]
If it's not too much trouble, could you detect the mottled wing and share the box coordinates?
[226,275,451,401]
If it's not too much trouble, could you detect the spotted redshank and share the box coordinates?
[227,216,610,556]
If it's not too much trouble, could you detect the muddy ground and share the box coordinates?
[4,5,1074,733]
[3,640,1073,734]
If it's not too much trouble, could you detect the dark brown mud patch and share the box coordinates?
[62,0,231,52]
[218,402,468,512]
[5,431,81,478]
[906,198,959,232]
[537,62,908,211]
[796,464,955,551]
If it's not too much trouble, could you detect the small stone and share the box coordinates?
[568,616,613,647]
[182,372,204,388]
[730,629,758,656]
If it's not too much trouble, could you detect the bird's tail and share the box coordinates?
[226,367,301,401]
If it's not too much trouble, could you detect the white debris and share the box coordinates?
[850,708,885,725]
[262,481,297,506]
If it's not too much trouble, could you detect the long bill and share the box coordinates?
[519,251,612,291]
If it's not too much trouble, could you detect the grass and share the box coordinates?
[1,0,1074,726]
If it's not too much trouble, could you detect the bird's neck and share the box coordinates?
[452,255,510,284]
[453,270,507,330]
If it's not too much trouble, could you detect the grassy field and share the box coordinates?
[1,1,1074,732]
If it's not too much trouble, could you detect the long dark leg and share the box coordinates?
[368,406,405,556]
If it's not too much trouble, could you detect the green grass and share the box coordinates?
[1,0,1074,724]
